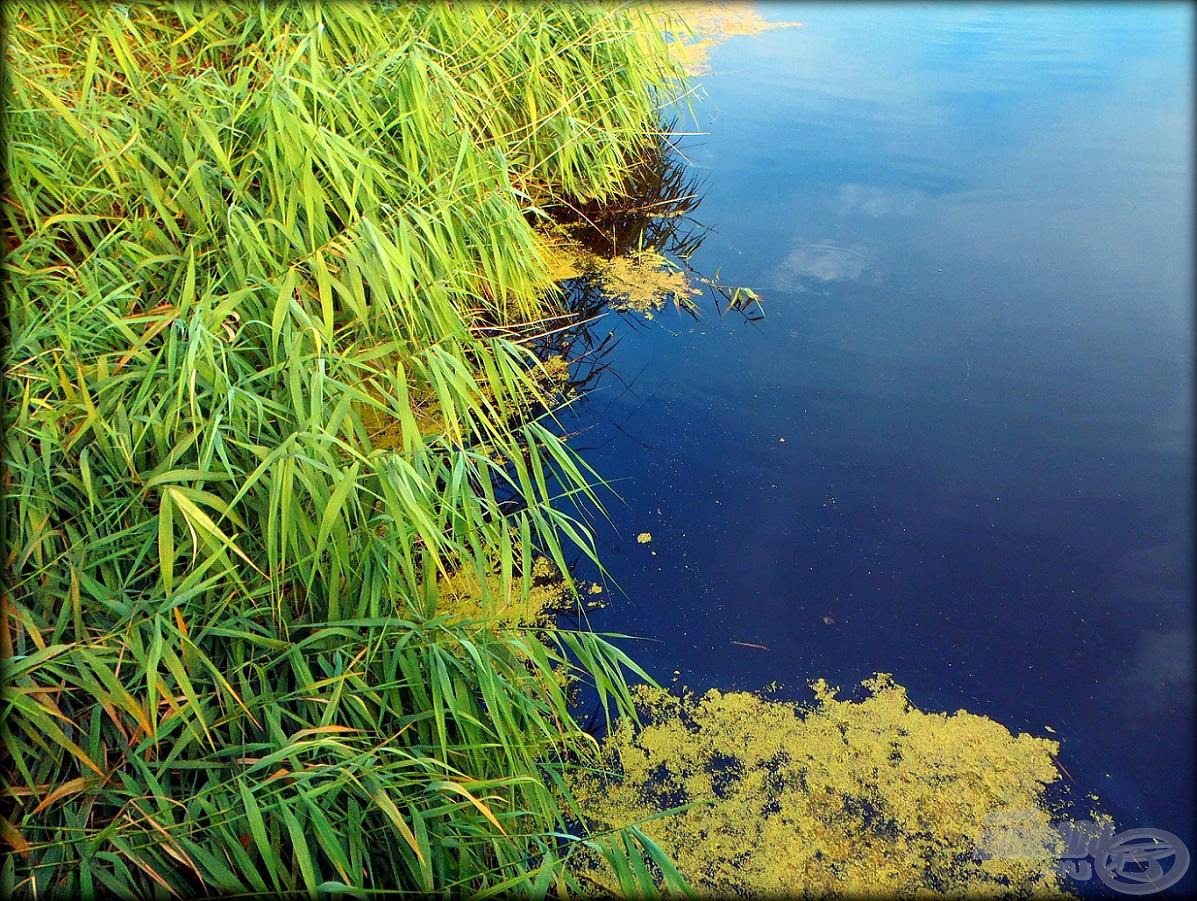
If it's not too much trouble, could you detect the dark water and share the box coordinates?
[562,3,1194,893]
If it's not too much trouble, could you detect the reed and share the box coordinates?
[2,2,688,895]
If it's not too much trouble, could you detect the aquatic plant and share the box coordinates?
[1,1,687,895]
[571,675,1078,897]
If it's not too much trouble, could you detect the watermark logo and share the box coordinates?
[975,811,1189,895]
[1095,828,1189,895]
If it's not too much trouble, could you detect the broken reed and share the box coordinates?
[2,2,690,895]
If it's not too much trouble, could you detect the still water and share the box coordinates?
[562,3,1193,891]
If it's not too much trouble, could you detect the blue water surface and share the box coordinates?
[563,3,1193,892]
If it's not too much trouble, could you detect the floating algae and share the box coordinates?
[438,556,570,628]
[538,353,573,389]
[539,228,598,283]
[570,675,1100,896]
[598,249,701,317]
[536,227,700,318]
[652,1,804,76]
[359,385,446,448]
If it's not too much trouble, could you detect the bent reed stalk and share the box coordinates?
[1,2,691,895]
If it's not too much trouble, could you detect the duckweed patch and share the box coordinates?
[571,674,1092,896]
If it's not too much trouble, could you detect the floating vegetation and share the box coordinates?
[439,556,570,627]
[571,675,1095,897]
[539,354,574,390]
[599,249,703,317]
[637,532,655,544]
[539,225,601,283]
[654,1,804,76]
[537,225,701,318]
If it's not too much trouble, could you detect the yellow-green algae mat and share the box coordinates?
[653,1,804,76]
[537,227,701,319]
[570,674,1105,896]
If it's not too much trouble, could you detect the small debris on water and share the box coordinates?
[637,532,653,544]
[821,614,836,626]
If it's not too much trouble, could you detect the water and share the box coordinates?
[561,3,1193,892]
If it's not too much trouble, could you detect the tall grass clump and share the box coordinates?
[2,2,687,895]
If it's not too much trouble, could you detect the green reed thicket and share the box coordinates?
[1,2,692,895]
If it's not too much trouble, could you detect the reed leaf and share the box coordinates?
[3,1,689,896]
